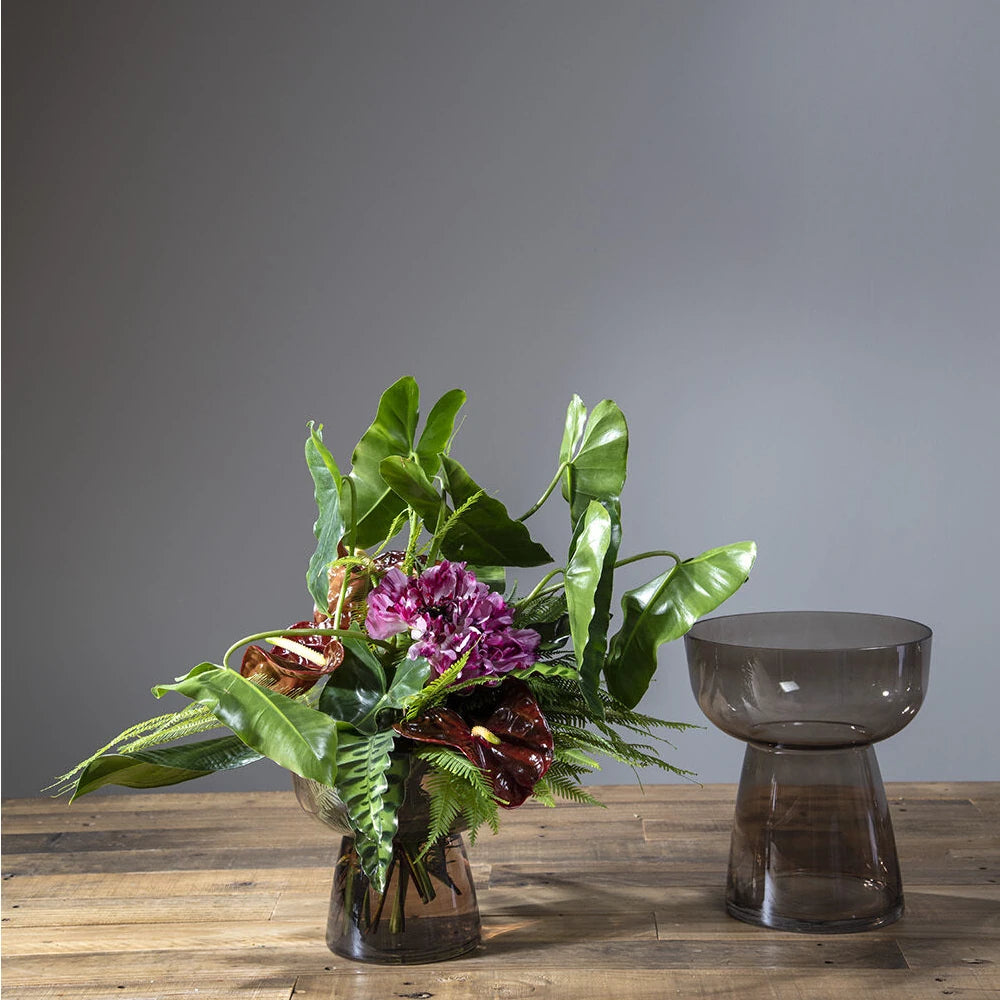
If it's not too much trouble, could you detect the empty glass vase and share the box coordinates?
[685,611,931,932]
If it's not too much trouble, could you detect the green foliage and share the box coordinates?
[68,736,263,801]
[439,456,552,567]
[48,704,222,796]
[564,500,612,676]
[305,423,346,610]
[605,541,758,708]
[334,728,407,891]
[402,650,472,720]
[415,747,499,853]
[153,663,341,786]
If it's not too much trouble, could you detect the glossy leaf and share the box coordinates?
[335,728,408,890]
[319,636,387,730]
[564,501,612,673]
[559,394,587,501]
[415,388,466,476]
[384,655,432,710]
[305,425,346,610]
[439,456,552,567]
[378,456,443,527]
[153,663,340,785]
[566,400,628,527]
[578,499,622,716]
[347,376,420,547]
[69,736,262,801]
[606,541,758,708]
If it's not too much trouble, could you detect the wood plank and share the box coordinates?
[289,969,1000,1000]
[1,979,294,1000]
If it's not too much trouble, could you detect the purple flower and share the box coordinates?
[365,560,540,680]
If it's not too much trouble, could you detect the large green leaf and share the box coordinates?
[69,736,262,801]
[319,636,387,731]
[466,564,506,593]
[559,394,587,501]
[567,400,628,526]
[606,541,758,708]
[564,501,612,673]
[153,664,340,785]
[578,499,622,716]
[347,376,420,547]
[334,729,409,891]
[305,425,346,610]
[439,456,552,567]
[415,388,466,476]
[378,456,444,527]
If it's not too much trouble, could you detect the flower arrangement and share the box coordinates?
[56,377,755,902]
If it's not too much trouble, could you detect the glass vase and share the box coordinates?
[293,766,482,963]
[328,831,480,963]
[685,611,931,932]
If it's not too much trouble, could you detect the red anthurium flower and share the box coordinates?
[394,679,554,808]
[240,618,344,696]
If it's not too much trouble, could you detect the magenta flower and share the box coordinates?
[366,560,540,680]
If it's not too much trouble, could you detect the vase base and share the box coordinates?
[330,931,481,965]
[727,873,904,934]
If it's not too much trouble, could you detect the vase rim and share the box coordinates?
[686,610,932,652]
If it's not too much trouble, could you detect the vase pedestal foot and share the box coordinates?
[328,832,481,964]
[726,742,903,933]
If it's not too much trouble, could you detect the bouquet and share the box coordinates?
[56,377,755,898]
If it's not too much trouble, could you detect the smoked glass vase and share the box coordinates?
[685,611,931,933]
[293,768,481,963]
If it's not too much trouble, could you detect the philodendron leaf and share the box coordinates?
[153,664,340,785]
[305,424,346,610]
[578,499,622,717]
[564,501,612,674]
[415,388,466,476]
[566,400,628,527]
[347,376,420,547]
[319,636,387,731]
[70,736,263,801]
[439,456,552,567]
[605,541,758,708]
[335,729,409,891]
[559,394,587,501]
[465,564,506,593]
[378,456,444,527]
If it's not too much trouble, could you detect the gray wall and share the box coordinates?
[5,0,999,798]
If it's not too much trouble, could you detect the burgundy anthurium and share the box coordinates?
[240,618,344,696]
[394,678,554,808]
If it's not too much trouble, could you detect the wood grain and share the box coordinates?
[3,783,999,999]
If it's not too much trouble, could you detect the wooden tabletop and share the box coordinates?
[2,782,998,999]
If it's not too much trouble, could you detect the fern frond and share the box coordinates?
[414,746,500,852]
[403,648,474,719]
[433,490,485,549]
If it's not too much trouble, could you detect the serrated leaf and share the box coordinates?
[335,730,408,890]
[69,736,263,801]
[606,541,757,708]
[439,456,552,567]
[153,664,340,785]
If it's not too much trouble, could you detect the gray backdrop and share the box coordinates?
[5,0,999,798]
